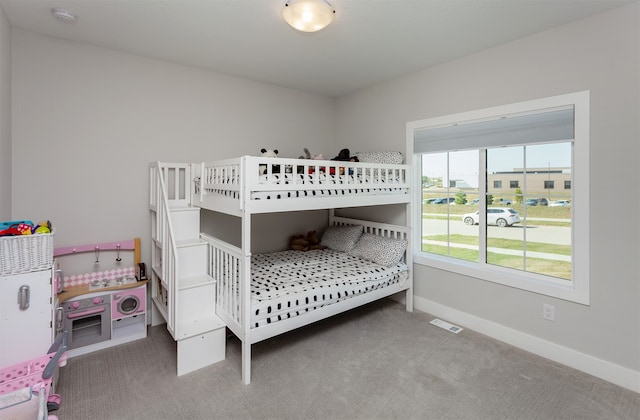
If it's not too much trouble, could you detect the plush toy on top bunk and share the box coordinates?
[329,148,359,175]
[289,230,326,252]
[259,148,281,175]
[297,148,324,173]
[298,147,324,160]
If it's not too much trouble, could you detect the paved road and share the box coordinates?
[422,217,571,246]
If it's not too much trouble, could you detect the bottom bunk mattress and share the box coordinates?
[251,249,408,328]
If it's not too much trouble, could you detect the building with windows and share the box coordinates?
[488,166,571,198]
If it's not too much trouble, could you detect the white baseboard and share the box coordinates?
[414,296,640,394]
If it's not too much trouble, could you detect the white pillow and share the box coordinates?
[320,225,363,253]
[348,233,407,266]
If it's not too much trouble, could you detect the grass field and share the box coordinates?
[423,233,572,279]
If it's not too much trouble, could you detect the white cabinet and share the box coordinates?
[0,268,53,366]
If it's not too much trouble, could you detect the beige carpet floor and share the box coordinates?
[54,299,640,419]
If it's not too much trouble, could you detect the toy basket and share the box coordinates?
[0,230,55,276]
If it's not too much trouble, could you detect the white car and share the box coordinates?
[549,200,571,207]
[462,207,521,227]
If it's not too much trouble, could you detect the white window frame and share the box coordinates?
[407,91,590,305]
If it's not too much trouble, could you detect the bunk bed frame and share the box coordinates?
[196,155,413,384]
[151,155,413,384]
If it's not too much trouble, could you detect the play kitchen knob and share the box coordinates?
[93,297,103,305]
[70,301,81,310]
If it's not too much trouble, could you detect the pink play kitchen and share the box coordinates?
[54,238,148,357]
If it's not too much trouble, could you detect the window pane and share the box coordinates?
[483,143,573,279]
[487,146,525,269]
[522,142,572,279]
[421,150,479,261]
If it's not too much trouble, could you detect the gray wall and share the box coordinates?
[335,3,640,380]
[10,29,335,268]
[0,7,10,220]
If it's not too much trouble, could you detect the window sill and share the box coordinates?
[413,252,589,305]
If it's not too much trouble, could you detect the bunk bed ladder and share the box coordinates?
[149,162,226,376]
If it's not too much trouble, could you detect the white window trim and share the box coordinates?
[407,91,590,305]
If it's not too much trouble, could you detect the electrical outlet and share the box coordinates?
[543,303,555,321]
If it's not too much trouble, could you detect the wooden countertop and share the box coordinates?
[57,279,150,303]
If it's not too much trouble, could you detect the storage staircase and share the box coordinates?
[149,162,225,376]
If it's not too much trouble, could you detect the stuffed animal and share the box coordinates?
[259,148,280,175]
[289,234,309,251]
[298,148,311,159]
[331,148,359,163]
[289,231,327,252]
[306,230,326,251]
[327,148,359,175]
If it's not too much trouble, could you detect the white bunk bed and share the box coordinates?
[192,154,413,384]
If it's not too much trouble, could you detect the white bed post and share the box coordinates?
[405,200,414,312]
[241,187,252,385]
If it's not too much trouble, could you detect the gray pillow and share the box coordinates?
[348,233,407,266]
[320,225,364,253]
[354,151,404,165]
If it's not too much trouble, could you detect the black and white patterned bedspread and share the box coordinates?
[250,249,408,328]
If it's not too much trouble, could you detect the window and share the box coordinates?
[408,91,590,304]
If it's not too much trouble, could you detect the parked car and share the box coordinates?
[432,197,456,204]
[549,200,570,207]
[422,198,439,204]
[494,198,512,205]
[524,197,548,206]
[468,198,480,205]
[462,207,521,227]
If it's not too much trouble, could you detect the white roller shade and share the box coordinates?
[414,107,574,153]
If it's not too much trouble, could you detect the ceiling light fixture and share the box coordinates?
[51,8,77,23]
[282,0,335,33]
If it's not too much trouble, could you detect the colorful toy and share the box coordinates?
[0,220,52,236]
[33,220,52,234]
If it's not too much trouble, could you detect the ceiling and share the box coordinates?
[0,0,632,97]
